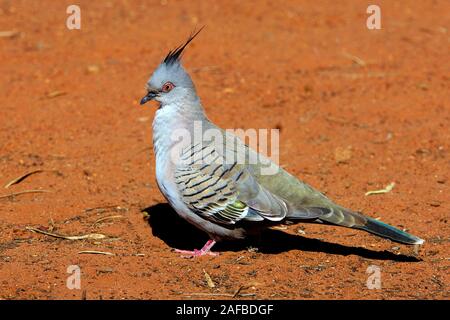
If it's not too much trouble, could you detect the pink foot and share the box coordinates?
[174,240,218,258]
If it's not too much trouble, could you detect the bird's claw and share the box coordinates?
[174,248,219,258]
[173,240,218,258]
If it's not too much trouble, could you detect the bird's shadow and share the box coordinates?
[143,203,420,262]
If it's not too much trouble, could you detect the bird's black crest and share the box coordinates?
[163,26,205,65]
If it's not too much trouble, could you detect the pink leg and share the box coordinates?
[174,240,218,258]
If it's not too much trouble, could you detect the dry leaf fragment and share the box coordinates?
[203,269,215,288]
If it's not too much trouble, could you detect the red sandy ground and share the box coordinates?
[0,0,449,300]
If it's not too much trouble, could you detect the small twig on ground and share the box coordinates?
[26,227,107,240]
[44,91,67,99]
[184,293,234,297]
[78,250,114,256]
[0,189,52,200]
[84,205,125,213]
[0,30,20,38]
[365,182,395,196]
[92,215,125,226]
[232,286,245,298]
[233,282,260,298]
[342,51,366,67]
[4,170,47,188]
[48,218,56,233]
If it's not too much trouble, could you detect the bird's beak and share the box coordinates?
[140,90,159,105]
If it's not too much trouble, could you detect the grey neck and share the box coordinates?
[152,100,209,160]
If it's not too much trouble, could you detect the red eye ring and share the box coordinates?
[162,82,175,93]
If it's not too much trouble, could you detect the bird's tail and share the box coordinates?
[317,207,424,245]
[356,216,424,245]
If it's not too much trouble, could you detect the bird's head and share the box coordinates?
[140,28,203,107]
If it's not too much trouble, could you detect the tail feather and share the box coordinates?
[317,207,424,245]
[357,216,424,245]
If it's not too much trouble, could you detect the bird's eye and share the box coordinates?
[161,82,175,93]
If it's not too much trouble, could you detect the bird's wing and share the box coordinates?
[174,140,325,226]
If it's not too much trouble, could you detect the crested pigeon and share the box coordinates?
[140,29,424,258]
